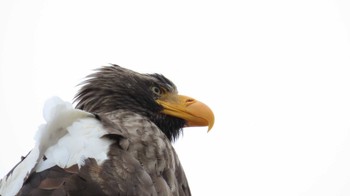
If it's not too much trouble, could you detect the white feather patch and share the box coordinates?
[36,117,112,172]
[0,97,112,196]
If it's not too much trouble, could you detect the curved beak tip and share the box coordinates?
[207,122,214,132]
[186,101,215,131]
[206,113,215,132]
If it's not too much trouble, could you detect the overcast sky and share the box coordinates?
[1,0,350,195]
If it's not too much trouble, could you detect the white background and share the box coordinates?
[1,0,350,195]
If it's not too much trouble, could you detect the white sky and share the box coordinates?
[1,0,350,195]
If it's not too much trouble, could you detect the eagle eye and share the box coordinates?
[151,86,162,97]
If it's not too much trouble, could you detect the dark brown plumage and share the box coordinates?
[75,65,186,141]
[1,64,214,196]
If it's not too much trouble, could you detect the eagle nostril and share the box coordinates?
[185,98,195,106]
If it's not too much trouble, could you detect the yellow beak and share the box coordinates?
[156,94,215,131]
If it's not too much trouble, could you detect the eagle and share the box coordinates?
[0,65,214,196]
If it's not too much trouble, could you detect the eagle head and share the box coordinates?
[74,64,214,141]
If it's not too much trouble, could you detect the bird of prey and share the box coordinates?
[0,64,214,196]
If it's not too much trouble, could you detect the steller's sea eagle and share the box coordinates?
[0,64,214,196]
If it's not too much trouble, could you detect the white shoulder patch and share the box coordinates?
[0,97,112,196]
[35,117,112,172]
